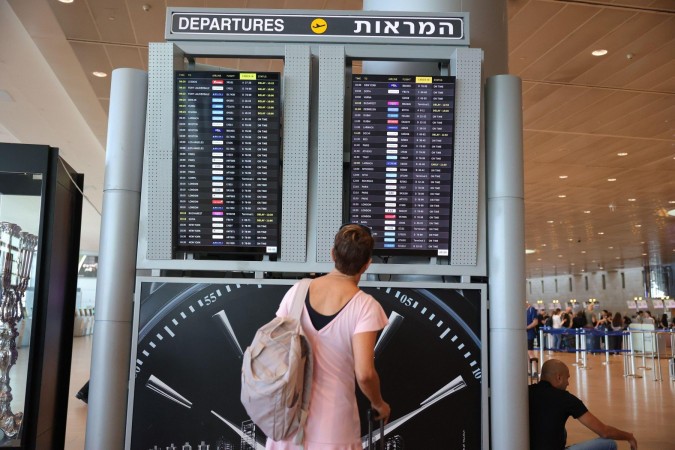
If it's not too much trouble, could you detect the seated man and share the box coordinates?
[529,359,637,450]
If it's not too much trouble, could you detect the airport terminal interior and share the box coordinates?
[1,0,674,449]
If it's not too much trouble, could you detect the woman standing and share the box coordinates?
[610,312,624,354]
[266,224,390,450]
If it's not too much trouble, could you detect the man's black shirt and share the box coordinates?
[529,380,588,450]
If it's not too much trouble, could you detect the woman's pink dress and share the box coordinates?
[265,282,388,450]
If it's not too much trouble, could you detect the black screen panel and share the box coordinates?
[349,74,456,256]
[173,71,281,255]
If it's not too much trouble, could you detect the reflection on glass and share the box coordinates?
[0,173,41,446]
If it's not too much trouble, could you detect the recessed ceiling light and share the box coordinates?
[635,224,642,227]
[617,152,628,156]
[592,49,608,56]
[558,194,566,198]
[581,251,586,254]
[92,71,108,78]
[627,198,636,202]
[557,254,563,258]
[541,244,547,247]
[642,253,647,256]
[615,257,620,260]
[598,232,604,235]
[58,0,74,3]
[570,263,575,266]
[608,246,613,249]
[547,220,554,224]
[537,258,542,261]
[599,266,604,270]
[607,178,616,182]
[669,201,675,204]
[559,175,568,179]
[583,210,591,214]
[667,209,675,217]
[525,249,536,254]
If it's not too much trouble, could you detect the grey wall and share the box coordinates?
[526,267,667,317]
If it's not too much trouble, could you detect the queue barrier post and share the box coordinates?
[652,331,661,381]
[622,331,630,377]
[539,328,544,374]
[602,332,610,366]
[639,330,650,370]
[573,331,582,367]
[581,331,588,369]
[629,330,642,378]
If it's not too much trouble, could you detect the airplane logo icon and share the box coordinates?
[310,18,328,34]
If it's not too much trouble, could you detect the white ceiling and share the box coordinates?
[0,0,673,276]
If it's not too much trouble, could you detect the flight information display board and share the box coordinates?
[174,71,281,255]
[349,74,456,256]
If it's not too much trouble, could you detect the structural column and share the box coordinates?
[85,68,147,450]
[486,75,527,450]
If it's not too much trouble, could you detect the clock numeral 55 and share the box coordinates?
[203,289,222,305]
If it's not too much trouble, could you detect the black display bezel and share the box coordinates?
[347,74,456,258]
[172,70,282,257]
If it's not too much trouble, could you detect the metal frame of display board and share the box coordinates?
[136,8,485,278]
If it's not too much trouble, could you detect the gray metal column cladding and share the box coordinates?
[281,45,311,262]
[486,74,528,450]
[85,68,147,450]
[316,46,346,263]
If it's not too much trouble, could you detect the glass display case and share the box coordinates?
[0,144,83,449]
[0,178,40,446]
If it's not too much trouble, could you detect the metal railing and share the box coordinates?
[537,327,674,382]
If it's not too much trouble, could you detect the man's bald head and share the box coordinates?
[540,359,570,390]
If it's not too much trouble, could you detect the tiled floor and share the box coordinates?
[62,337,674,449]
[64,335,91,450]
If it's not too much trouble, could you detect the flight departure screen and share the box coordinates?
[174,71,281,255]
[349,74,456,256]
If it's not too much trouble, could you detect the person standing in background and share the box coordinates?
[657,313,667,329]
[526,301,539,361]
[610,313,624,354]
[552,308,563,351]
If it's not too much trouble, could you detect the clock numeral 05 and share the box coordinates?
[398,294,414,307]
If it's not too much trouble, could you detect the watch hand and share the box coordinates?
[374,311,404,358]
[146,374,192,409]
[360,375,466,445]
[212,309,244,357]
[210,410,266,450]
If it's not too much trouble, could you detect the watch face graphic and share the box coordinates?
[128,280,483,450]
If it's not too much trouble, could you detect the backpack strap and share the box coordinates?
[289,278,312,446]
[288,278,311,322]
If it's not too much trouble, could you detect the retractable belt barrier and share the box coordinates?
[536,327,675,382]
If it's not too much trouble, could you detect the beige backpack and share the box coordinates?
[240,279,313,444]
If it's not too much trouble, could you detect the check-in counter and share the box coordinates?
[629,324,672,357]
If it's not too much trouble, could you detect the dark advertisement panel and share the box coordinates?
[174,71,281,256]
[129,281,482,449]
[349,74,456,257]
